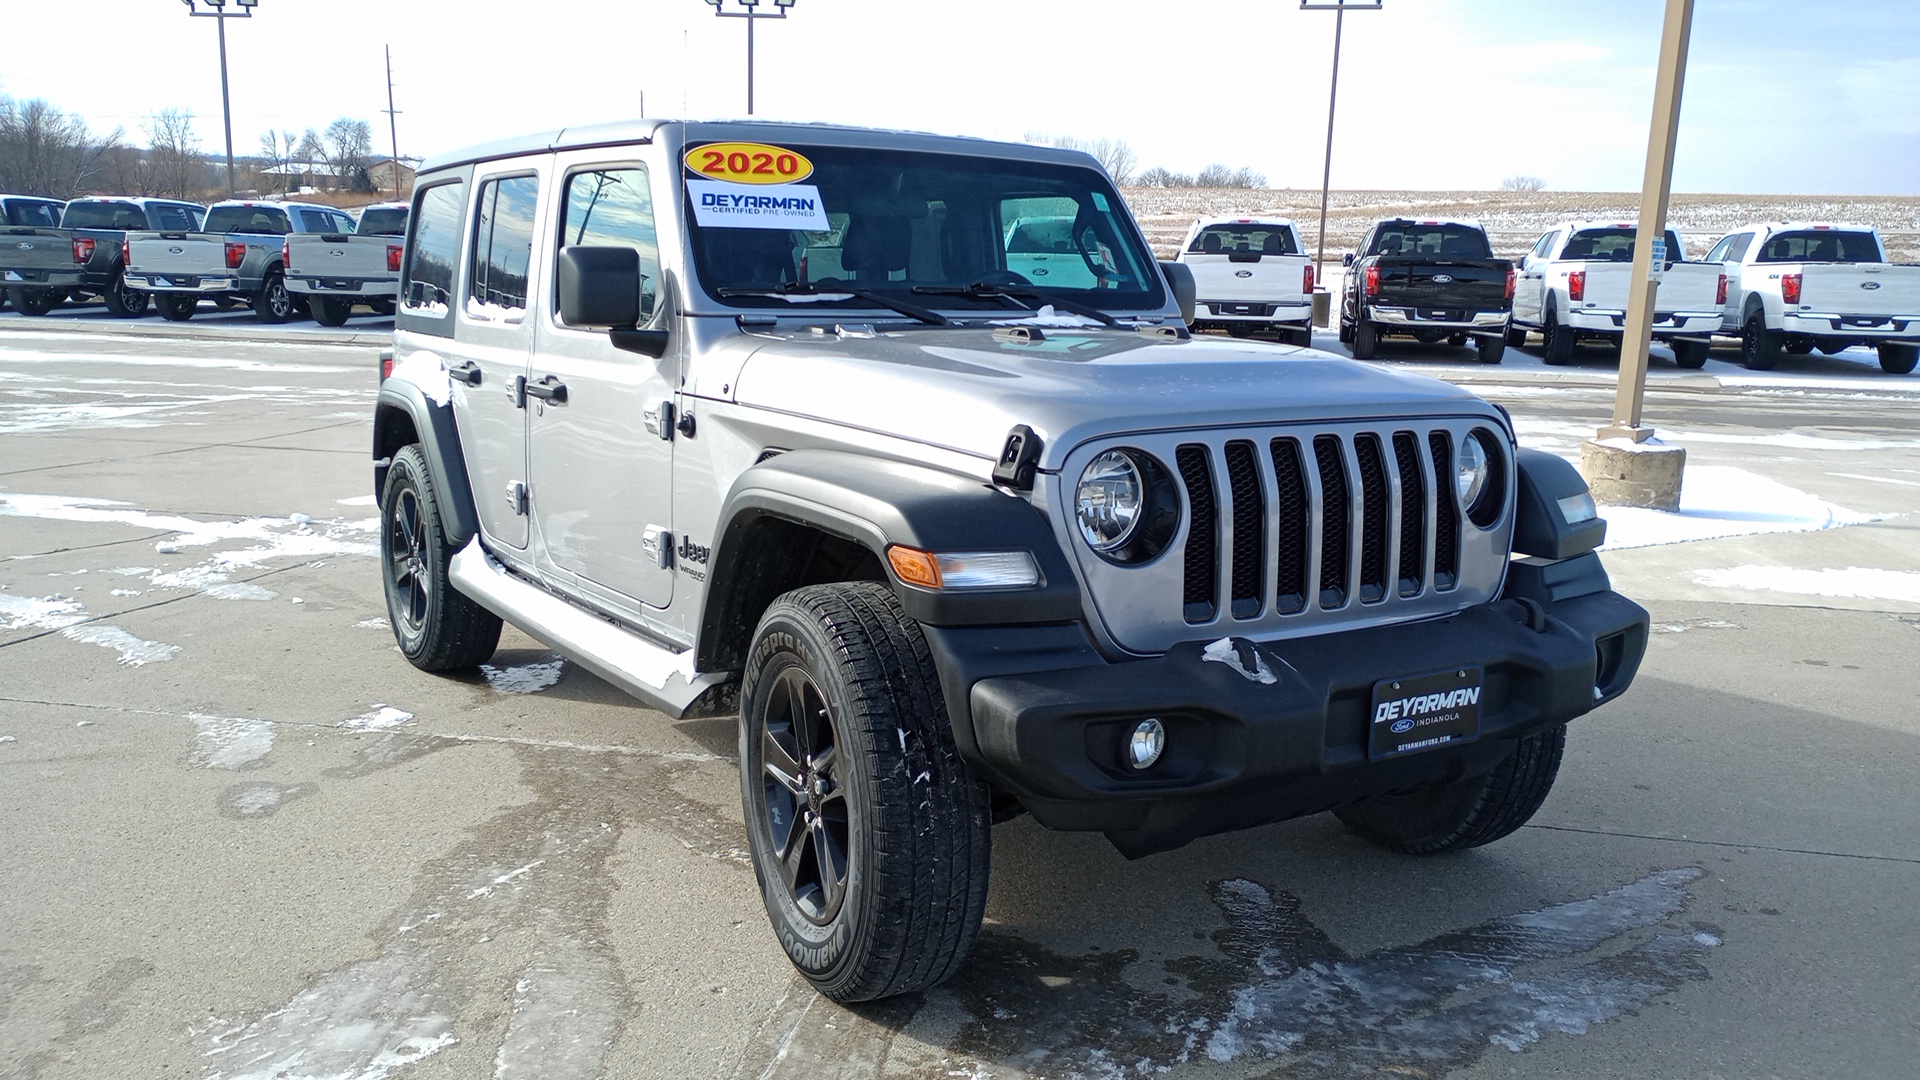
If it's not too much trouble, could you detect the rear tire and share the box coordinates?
[253,271,295,323]
[1474,334,1506,365]
[7,286,55,316]
[368,297,396,317]
[1741,311,1781,371]
[1879,342,1919,375]
[103,270,148,318]
[1542,308,1574,365]
[1446,331,1469,348]
[1351,317,1380,360]
[308,295,351,327]
[1282,325,1312,347]
[156,294,198,322]
[1505,326,1528,348]
[1334,726,1566,854]
[1670,338,1710,369]
[379,444,503,671]
[1227,324,1254,339]
[740,582,992,1003]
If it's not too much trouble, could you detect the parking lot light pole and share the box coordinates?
[180,0,259,198]
[1300,1,1382,285]
[702,0,798,117]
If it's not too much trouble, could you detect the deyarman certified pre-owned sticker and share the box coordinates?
[684,142,814,184]
[687,181,828,231]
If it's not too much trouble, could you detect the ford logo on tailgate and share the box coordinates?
[1431,274,1453,283]
[1861,281,1881,290]
[1235,270,1253,278]
[15,242,31,250]
[168,246,184,254]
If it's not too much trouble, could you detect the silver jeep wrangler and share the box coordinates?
[373,120,1649,1002]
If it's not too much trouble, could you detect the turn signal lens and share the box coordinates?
[1781,273,1802,305]
[387,243,404,272]
[1716,274,1728,305]
[225,241,247,269]
[886,547,1041,590]
[1504,267,1516,300]
[1302,264,1315,294]
[1568,271,1586,302]
[887,546,941,588]
[281,239,291,271]
[1557,491,1599,525]
[72,237,94,263]
[1363,265,1380,296]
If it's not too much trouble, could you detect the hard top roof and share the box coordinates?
[418,118,1103,176]
[1190,216,1297,229]
[67,195,204,208]
[206,199,337,213]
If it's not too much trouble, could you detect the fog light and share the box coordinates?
[1128,718,1165,770]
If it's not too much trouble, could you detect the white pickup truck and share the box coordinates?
[1176,217,1314,345]
[1708,222,1919,374]
[1511,221,1724,368]
[283,201,409,326]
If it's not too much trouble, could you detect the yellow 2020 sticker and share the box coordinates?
[684,142,814,185]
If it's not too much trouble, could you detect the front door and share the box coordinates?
[527,160,677,610]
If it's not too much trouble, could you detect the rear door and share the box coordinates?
[527,155,677,610]
[1513,230,1557,324]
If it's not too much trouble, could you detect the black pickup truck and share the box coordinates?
[1340,219,1515,364]
[0,197,205,317]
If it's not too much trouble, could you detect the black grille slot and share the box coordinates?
[1224,440,1264,619]
[1355,435,1389,604]
[1393,432,1426,596]
[1313,435,1349,608]
[1429,430,1460,589]
[1177,444,1218,623]
[1269,438,1309,614]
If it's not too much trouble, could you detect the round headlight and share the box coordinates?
[1455,431,1490,511]
[1076,450,1144,552]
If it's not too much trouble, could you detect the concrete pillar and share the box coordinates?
[1581,436,1685,512]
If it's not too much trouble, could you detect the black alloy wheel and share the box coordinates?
[755,666,851,925]
[379,444,502,670]
[1670,338,1710,369]
[104,271,148,317]
[157,294,197,322]
[1541,309,1574,365]
[1740,311,1781,371]
[8,286,55,316]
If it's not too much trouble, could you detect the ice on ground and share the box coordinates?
[1599,466,1881,550]
[193,714,276,769]
[344,705,415,730]
[61,624,178,666]
[1692,566,1920,606]
[481,657,567,695]
[0,593,177,665]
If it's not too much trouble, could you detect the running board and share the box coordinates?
[448,539,732,718]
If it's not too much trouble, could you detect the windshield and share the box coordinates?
[685,143,1165,313]
[206,205,292,235]
[1562,228,1686,262]
[1366,223,1492,259]
[1188,223,1298,255]
[357,206,409,235]
[1755,230,1882,263]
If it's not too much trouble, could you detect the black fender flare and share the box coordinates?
[697,448,1084,663]
[373,380,479,546]
[1511,448,1606,561]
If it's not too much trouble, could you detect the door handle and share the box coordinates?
[448,362,482,386]
[524,375,568,404]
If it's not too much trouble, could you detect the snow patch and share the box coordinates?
[1202,637,1278,685]
[989,304,1106,328]
[493,938,622,1080]
[481,657,567,695]
[343,705,414,731]
[1599,466,1881,550]
[62,624,178,665]
[0,593,176,664]
[1692,565,1920,605]
[193,714,276,769]
[198,953,457,1080]
[388,353,453,406]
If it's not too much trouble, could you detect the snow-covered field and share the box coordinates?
[1125,188,1920,263]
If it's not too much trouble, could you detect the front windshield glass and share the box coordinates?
[685,143,1165,313]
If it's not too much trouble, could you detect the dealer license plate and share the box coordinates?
[1368,666,1483,760]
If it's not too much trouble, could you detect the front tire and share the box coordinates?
[1542,308,1574,365]
[103,270,148,317]
[740,582,992,1003]
[1741,311,1781,371]
[380,444,502,671]
[1505,326,1528,348]
[1670,338,1710,369]
[308,295,351,327]
[1879,342,1919,375]
[1351,317,1380,360]
[1334,726,1567,854]
[156,294,198,322]
[7,286,56,316]
[253,271,295,323]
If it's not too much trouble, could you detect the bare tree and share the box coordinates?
[1135,166,1193,188]
[0,96,123,197]
[324,117,375,193]
[258,129,299,195]
[1500,175,1547,192]
[1030,134,1138,184]
[144,109,204,200]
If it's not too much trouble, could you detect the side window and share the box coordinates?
[1704,235,1733,263]
[1664,230,1684,261]
[468,175,540,319]
[150,205,195,231]
[1725,233,1753,263]
[558,167,660,323]
[403,180,466,317]
[1529,232,1555,259]
[297,209,333,232]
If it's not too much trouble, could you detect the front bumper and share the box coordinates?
[124,274,237,294]
[1368,305,1508,331]
[1781,312,1917,339]
[925,556,1646,857]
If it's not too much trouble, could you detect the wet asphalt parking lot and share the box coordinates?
[2,308,1917,1079]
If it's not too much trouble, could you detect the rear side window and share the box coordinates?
[403,181,467,317]
[1706,232,1753,264]
[207,206,292,235]
[468,175,540,318]
[1367,224,1491,259]
[560,167,660,323]
[149,204,201,231]
[1755,230,1882,263]
[297,209,337,232]
[5,200,61,227]
[1188,223,1298,255]
[358,207,408,236]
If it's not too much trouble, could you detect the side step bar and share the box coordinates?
[448,539,732,718]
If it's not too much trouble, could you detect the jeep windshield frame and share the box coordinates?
[683,143,1167,317]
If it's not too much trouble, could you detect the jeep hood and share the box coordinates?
[724,328,1500,471]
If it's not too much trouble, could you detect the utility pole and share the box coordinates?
[1300,1,1382,284]
[702,0,799,116]
[383,45,403,200]
[180,0,260,198]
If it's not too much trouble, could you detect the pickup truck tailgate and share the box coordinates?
[1572,261,1720,313]
[127,233,229,278]
[1184,252,1311,303]
[0,228,79,282]
[1374,259,1507,311]
[1798,264,1920,319]
[285,234,396,282]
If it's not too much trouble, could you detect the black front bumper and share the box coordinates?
[923,556,1647,857]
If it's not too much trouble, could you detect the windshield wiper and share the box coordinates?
[716,281,951,327]
[912,282,1120,327]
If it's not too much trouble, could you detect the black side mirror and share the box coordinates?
[558,245,668,358]
[1158,260,1196,325]
[1341,252,1355,268]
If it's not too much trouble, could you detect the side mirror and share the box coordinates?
[558,245,667,358]
[1158,260,1196,325]
[1341,252,1355,268]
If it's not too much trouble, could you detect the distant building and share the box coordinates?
[261,162,343,192]
[367,158,418,196]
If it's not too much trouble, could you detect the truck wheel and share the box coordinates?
[1505,326,1527,348]
[368,298,396,317]
[1446,332,1469,348]
[1338,318,1354,345]
[1474,334,1506,364]
[1816,340,1850,356]
[1227,324,1254,339]
[1670,339,1710,369]
[7,286,55,317]
[253,272,295,323]
[1283,325,1313,347]
[1334,726,1566,854]
[740,581,992,1003]
[103,270,148,318]
[1740,312,1781,371]
[1783,334,1815,355]
[1879,342,1919,375]
[1541,310,1574,365]
[1351,317,1380,360]
[156,294,198,322]
[308,295,351,327]
[380,444,503,671]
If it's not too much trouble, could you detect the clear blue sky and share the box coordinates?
[3,0,1915,195]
